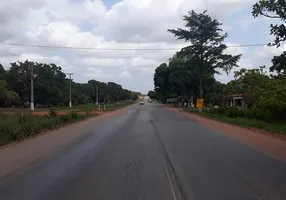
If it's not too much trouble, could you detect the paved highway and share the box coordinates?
[0,103,286,200]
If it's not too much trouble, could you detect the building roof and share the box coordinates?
[223,94,244,98]
[167,96,191,103]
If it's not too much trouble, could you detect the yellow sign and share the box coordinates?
[196,98,204,109]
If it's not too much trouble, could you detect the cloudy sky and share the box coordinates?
[0,0,284,93]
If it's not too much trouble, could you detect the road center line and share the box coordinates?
[162,155,177,200]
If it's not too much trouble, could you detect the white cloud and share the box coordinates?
[0,0,280,93]
[120,71,131,78]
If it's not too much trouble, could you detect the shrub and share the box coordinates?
[209,106,226,115]
[60,114,72,123]
[71,112,79,119]
[0,111,93,146]
[217,107,227,115]
[237,109,247,118]
[49,108,57,118]
[18,114,26,124]
[226,107,239,118]
[202,108,210,114]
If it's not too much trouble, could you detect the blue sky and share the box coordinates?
[226,8,270,45]
[103,0,119,8]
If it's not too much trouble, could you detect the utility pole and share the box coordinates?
[96,85,98,105]
[104,95,106,110]
[30,62,34,111]
[67,73,73,108]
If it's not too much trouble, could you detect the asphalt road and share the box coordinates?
[0,102,286,200]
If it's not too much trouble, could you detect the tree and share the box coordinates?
[233,67,270,107]
[154,63,169,101]
[206,81,225,106]
[0,80,21,107]
[252,0,286,47]
[252,1,286,76]
[147,90,156,99]
[256,76,286,122]
[0,64,6,76]
[270,51,286,76]
[168,58,193,97]
[168,10,241,98]
[1,60,136,107]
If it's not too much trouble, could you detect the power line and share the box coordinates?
[0,41,270,51]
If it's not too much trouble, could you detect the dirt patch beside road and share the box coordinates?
[168,107,286,163]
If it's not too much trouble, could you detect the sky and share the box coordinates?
[0,0,285,94]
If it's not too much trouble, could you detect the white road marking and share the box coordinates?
[162,156,177,200]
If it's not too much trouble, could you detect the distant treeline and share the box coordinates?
[0,61,139,107]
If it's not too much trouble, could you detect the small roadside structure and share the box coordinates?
[167,96,192,107]
[222,94,247,108]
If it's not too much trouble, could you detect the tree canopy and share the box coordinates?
[152,7,286,123]
[168,10,241,98]
[252,0,286,76]
[154,10,240,103]
[252,0,286,47]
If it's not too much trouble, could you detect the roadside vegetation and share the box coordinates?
[0,61,140,108]
[0,100,136,146]
[184,107,286,134]
[0,109,94,146]
[150,2,286,134]
[0,52,139,146]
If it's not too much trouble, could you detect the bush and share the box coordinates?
[237,109,247,118]
[209,106,226,115]
[71,112,79,119]
[226,107,239,118]
[202,108,210,114]
[0,112,93,146]
[18,114,26,124]
[217,107,227,115]
[60,114,72,123]
[49,108,57,118]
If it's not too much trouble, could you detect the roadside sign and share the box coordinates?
[196,98,204,109]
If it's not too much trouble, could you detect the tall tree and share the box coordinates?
[168,10,241,98]
[0,64,5,75]
[153,63,169,101]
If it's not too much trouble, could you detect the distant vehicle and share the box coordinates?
[139,101,144,105]
[147,99,152,103]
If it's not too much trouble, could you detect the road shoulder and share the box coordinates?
[0,106,130,179]
[169,107,286,163]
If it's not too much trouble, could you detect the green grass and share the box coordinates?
[71,101,135,111]
[0,101,136,114]
[184,108,286,134]
[0,101,136,146]
[0,112,96,146]
[104,101,136,111]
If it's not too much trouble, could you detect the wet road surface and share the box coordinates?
[0,103,286,200]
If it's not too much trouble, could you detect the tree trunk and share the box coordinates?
[199,76,203,98]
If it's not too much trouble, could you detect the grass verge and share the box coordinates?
[184,108,286,134]
[68,101,136,112]
[0,101,136,114]
[0,112,96,146]
[0,101,136,146]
